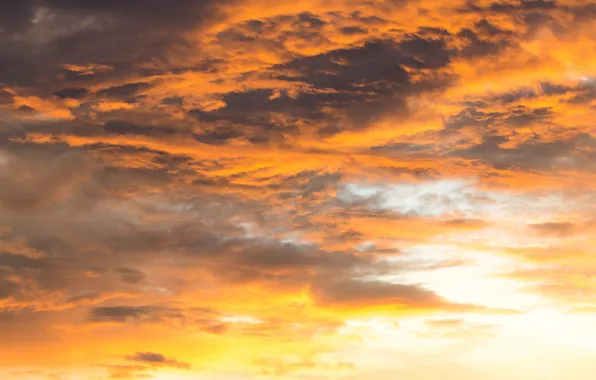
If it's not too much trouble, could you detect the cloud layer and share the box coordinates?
[2,0,596,379]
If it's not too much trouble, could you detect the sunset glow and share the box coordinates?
[2,1,596,379]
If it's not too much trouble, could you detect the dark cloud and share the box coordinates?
[444,103,550,133]
[0,0,232,86]
[350,12,388,26]
[459,0,557,14]
[340,26,368,35]
[102,121,180,137]
[456,28,511,59]
[0,252,49,270]
[233,242,363,273]
[0,0,231,33]
[520,0,558,11]
[398,35,452,69]
[474,19,512,36]
[88,306,178,323]
[311,278,445,307]
[300,172,342,197]
[96,82,152,100]
[0,247,105,309]
[130,352,168,363]
[565,3,596,22]
[444,107,504,130]
[0,278,20,300]
[493,88,537,104]
[53,88,89,99]
[16,105,35,114]
[190,36,454,138]
[504,106,551,127]
[193,127,244,145]
[0,1,37,33]
[540,81,572,96]
[457,133,596,171]
[116,268,146,284]
[88,305,223,328]
[190,89,320,140]
[565,81,596,104]
[161,97,185,106]
[0,243,122,311]
[0,89,13,105]
[417,27,452,37]
[455,0,565,35]
[371,141,435,153]
[293,12,326,29]
[127,352,191,369]
[278,40,411,92]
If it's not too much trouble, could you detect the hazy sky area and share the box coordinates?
[2,0,596,379]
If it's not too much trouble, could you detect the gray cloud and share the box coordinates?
[116,268,146,284]
[52,87,89,99]
[127,351,191,369]
[311,278,446,307]
[0,0,233,86]
[457,133,596,171]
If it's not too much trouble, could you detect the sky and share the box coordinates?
[1,0,596,379]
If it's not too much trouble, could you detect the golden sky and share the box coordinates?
[2,0,596,379]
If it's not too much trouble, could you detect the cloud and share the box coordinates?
[88,305,226,334]
[2,0,596,378]
[0,0,233,86]
[96,82,153,101]
[528,222,577,237]
[310,278,447,308]
[101,121,181,138]
[457,133,596,171]
[126,352,191,369]
[116,268,146,284]
[52,88,89,100]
